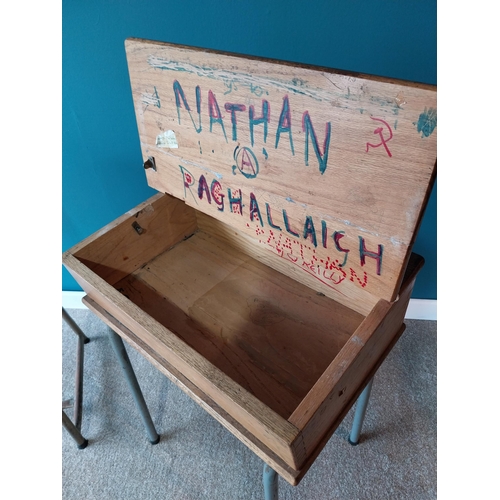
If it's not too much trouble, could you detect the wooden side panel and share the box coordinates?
[125,38,437,308]
[68,193,198,286]
[288,255,423,467]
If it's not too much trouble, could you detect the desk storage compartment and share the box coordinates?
[63,191,423,483]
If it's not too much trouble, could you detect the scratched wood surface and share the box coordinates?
[125,38,437,308]
[112,230,364,419]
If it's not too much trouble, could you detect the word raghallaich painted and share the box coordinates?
[179,165,384,286]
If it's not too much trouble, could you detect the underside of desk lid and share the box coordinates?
[125,38,437,309]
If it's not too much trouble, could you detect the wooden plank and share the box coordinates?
[82,295,303,486]
[113,231,363,419]
[62,253,303,467]
[125,38,437,308]
[288,254,423,466]
[69,193,198,286]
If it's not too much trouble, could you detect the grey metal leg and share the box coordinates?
[63,307,90,344]
[62,308,89,445]
[263,464,278,500]
[63,307,89,427]
[348,377,374,445]
[106,328,160,444]
[62,410,88,449]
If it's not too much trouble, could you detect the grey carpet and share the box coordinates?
[62,308,436,500]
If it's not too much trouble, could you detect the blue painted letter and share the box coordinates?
[266,203,282,230]
[302,111,331,175]
[179,165,197,204]
[227,189,243,215]
[211,180,225,212]
[224,103,246,141]
[275,95,294,155]
[333,231,350,267]
[303,216,317,247]
[198,175,211,203]
[283,209,299,237]
[249,100,270,146]
[249,193,263,226]
[359,237,383,275]
[208,90,227,142]
[173,80,202,133]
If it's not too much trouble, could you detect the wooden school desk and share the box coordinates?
[63,38,437,499]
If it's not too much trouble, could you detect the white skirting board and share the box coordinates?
[404,299,437,321]
[62,291,437,321]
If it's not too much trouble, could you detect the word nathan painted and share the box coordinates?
[170,80,332,177]
[180,166,384,294]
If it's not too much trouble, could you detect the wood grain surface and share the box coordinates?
[113,230,364,419]
[125,38,437,309]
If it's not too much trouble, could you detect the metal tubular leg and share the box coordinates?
[63,308,90,344]
[263,464,278,500]
[63,307,89,427]
[106,328,160,444]
[62,411,88,449]
[348,377,374,445]
[73,332,85,429]
[62,308,89,445]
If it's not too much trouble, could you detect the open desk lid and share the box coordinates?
[125,38,436,307]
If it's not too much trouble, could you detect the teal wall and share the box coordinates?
[63,0,437,299]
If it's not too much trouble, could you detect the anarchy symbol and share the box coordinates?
[232,146,259,179]
[366,117,393,158]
